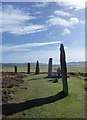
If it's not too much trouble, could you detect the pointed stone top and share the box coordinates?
[60,44,64,51]
[49,58,52,60]
[60,44,64,48]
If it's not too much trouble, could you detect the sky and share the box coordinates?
[1,1,86,64]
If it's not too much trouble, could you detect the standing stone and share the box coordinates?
[60,44,68,96]
[48,58,52,77]
[27,63,30,74]
[35,61,40,74]
[57,67,61,78]
[14,66,17,73]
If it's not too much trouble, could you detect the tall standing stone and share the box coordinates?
[35,61,40,74]
[48,58,52,77]
[27,63,30,74]
[14,66,17,73]
[60,44,68,95]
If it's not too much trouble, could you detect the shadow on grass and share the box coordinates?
[28,77,45,81]
[2,91,67,116]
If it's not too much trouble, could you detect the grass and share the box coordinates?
[3,73,85,118]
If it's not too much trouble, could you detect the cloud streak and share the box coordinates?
[1,5,47,35]
[62,28,71,36]
[2,41,61,52]
[2,24,47,35]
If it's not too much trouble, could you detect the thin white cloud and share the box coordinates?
[2,41,61,52]
[1,5,47,35]
[54,10,71,17]
[32,11,42,15]
[1,4,85,35]
[62,28,71,36]
[47,16,79,28]
[80,20,85,24]
[35,2,48,7]
[31,0,86,10]
[2,0,86,10]
[56,0,86,10]
[2,5,35,24]
[70,17,79,25]
[2,24,47,35]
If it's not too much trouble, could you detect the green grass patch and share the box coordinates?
[4,74,85,118]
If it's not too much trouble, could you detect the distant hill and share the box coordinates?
[0,61,86,69]
[67,61,86,68]
[1,63,47,69]
[52,61,86,69]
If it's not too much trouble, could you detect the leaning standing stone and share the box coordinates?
[60,44,68,96]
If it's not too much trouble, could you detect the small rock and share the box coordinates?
[53,78,58,83]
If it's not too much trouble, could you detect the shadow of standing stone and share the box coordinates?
[60,44,68,96]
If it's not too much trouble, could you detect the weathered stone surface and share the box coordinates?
[48,58,52,77]
[35,61,40,74]
[27,63,30,74]
[14,66,17,73]
[60,44,68,95]
[57,67,61,78]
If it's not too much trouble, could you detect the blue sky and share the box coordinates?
[1,1,85,64]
